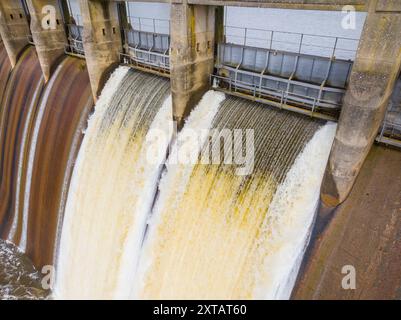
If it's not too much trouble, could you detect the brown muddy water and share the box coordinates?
[0,239,48,299]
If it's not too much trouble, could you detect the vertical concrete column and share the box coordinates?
[214,6,224,50]
[26,0,67,82]
[0,0,30,67]
[80,0,122,100]
[321,0,401,207]
[170,2,217,126]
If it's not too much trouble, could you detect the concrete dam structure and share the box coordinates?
[0,0,400,300]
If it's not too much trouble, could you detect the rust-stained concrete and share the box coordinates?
[293,145,401,299]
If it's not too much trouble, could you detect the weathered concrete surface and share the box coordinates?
[170,3,217,125]
[187,0,367,11]
[26,0,67,82]
[104,0,368,11]
[80,0,122,100]
[0,0,30,67]
[293,145,401,299]
[321,1,401,206]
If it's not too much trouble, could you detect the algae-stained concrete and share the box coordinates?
[294,145,401,299]
[80,0,122,100]
[170,3,217,126]
[26,0,68,82]
[0,0,30,67]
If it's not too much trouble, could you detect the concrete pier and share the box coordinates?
[0,0,30,67]
[80,0,122,100]
[321,1,401,207]
[170,3,217,125]
[26,0,67,82]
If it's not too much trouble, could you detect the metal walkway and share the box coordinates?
[213,43,354,119]
[65,24,85,57]
[121,16,170,75]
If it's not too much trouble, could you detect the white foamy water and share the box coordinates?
[54,70,335,299]
[255,123,336,299]
[55,67,172,299]
[134,95,336,299]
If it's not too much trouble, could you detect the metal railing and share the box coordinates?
[211,73,341,121]
[120,50,170,77]
[65,24,84,57]
[121,16,171,75]
[217,42,353,89]
[376,102,401,148]
[124,28,170,53]
[224,26,359,61]
[127,16,170,35]
[69,13,82,26]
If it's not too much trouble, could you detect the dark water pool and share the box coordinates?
[0,239,49,300]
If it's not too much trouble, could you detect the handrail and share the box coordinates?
[211,73,342,110]
[211,74,338,121]
[224,25,359,60]
[127,16,170,34]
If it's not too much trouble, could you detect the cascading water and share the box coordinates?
[0,49,336,299]
[0,47,44,245]
[23,56,93,268]
[54,62,336,298]
[0,44,93,298]
[55,67,172,299]
[0,239,48,299]
[134,95,336,299]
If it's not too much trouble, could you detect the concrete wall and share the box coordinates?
[321,0,401,206]
[106,0,368,11]
[26,0,67,82]
[80,0,122,100]
[0,0,30,67]
[170,3,217,125]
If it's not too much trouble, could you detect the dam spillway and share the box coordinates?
[0,0,400,301]
[53,66,336,299]
[135,96,336,299]
[0,47,45,247]
[55,68,172,299]
[0,43,93,272]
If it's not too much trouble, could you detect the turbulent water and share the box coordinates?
[55,67,172,299]
[53,64,336,299]
[135,95,336,299]
[1,46,336,299]
[0,239,48,299]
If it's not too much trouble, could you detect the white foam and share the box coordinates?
[132,90,225,298]
[253,122,337,299]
